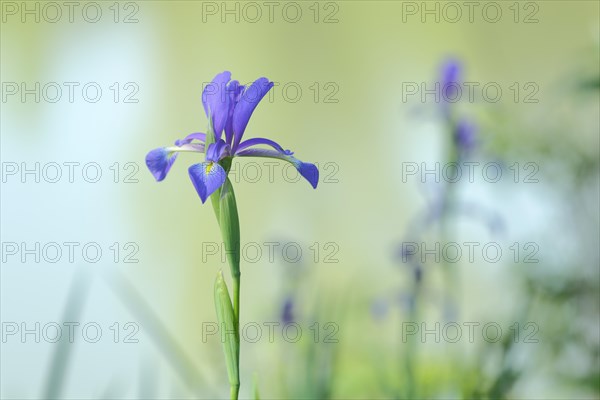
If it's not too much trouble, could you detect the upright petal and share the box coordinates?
[146,148,177,181]
[188,162,227,203]
[235,148,318,189]
[232,77,274,151]
[224,80,244,146]
[202,71,232,139]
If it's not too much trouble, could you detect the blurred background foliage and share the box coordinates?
[1,1,598,399]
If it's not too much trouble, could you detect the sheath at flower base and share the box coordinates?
[145,71,319,201]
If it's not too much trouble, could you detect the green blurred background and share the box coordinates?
[1,1,599,399]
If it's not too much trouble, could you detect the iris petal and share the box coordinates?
[235,137,288,154]
[297,162,319,189]
[235,148,318,189]
[232,77,274,151]
[174,132,206,146]
[206,139,231,163]
[224,80,244,146]
[146,147,177,182]
[202,71,232,139]
[188,162,227,203]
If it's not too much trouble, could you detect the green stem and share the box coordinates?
[438,117,463,392]
[441,119,460,315]
[232,273,241,400]
[230,383,240,400]
[206,127,241,399]
[213,173,241,400]
[403,284,419,399]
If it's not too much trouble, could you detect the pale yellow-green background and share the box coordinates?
[1,1,599,399]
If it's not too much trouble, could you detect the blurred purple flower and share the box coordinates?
[281,297,294,325]
[146,71,319,203]
[439,58,462,103]
[454,119,477,154]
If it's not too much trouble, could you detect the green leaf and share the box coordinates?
[214,270,239,387]
[44,269,92,399]
[253,373,260,400]
[106,271,209,394]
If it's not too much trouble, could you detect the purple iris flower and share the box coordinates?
[454,119,477,154]
[439,58,461,104]
[146,71,319,202]
[281,296,294,325]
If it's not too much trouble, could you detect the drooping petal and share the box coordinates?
[188,162,227,203]
[206,139,231,163]
[234,137,288,154]
[202,71,231,139]
[224,80,244,146]
[146,148,177,182]
[166,143,205,153]
[146,140,206,182]
[297,162,319,189]
[232,77,274,151]
[174,132,206,146]
[235,148,318,189]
